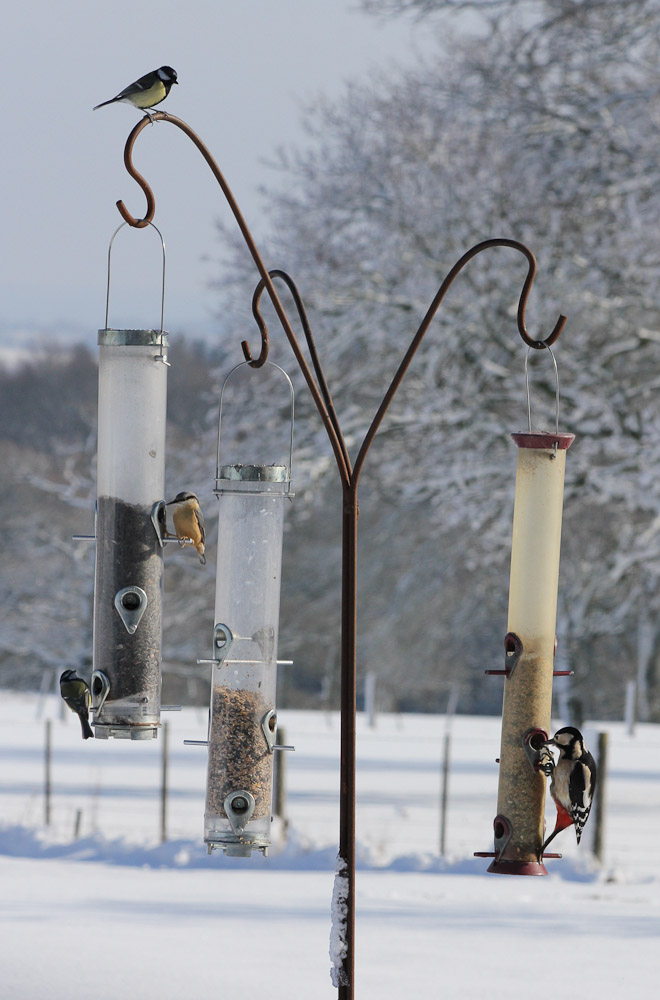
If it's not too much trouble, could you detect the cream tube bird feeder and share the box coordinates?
[486,429,574,874]
[91,224,169,740]
[203,362,294,856]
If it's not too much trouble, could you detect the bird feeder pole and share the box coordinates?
[111,111,567,999]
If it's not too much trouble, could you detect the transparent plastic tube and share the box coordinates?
[92,330,168,739]
[204,465,288,855]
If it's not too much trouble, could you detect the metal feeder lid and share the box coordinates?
[217,464,289,483]
[98,329,170,348]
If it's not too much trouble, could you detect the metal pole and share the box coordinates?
[44,719,52,827]
[160,721,169,843]
[338,490,358,998]
[273,726,288,830]
[593,731,608,862]
[364,672,377,728]
[440,731,451,855]
[624,681,636,736]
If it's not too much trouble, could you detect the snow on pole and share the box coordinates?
[488,430,574,874]
[330,856,350,988]
[91,224,169,740]
[203,362,293,856]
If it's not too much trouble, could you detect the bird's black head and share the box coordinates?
[60,669,77,683]
[158,66,178,84]
[167,491,197,504]
[547,726,585,760]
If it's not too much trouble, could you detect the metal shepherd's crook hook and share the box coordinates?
[113,110,568,1000]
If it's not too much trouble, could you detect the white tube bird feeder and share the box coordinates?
[203,362,294,856]
[92,224,169,739]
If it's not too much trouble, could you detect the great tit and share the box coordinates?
[59,670,94,739]
[93,66,178,114]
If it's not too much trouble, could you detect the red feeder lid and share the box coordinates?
[511,432,575,450]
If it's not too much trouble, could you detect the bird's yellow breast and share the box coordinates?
[128,81,167,108]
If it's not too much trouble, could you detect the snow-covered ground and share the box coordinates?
[1,692,659,998]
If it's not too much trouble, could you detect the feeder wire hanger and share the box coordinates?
[105,220,170,365]
[525,342,560,439]
[114,110,567,1000]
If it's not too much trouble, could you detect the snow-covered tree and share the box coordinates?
[215,0,660,718]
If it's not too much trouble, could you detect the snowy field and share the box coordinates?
[1,691,659,998]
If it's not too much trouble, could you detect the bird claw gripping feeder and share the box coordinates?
[199,361,294,857]
[478,345,574,874]
[91,223,170,739]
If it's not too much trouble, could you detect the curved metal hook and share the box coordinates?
[112,119,565,493]
[352,238,567,484]
[116,114,161,227]
[114,112,352,488]
[244,279,272,369]
[249,270,350,476]
[509,240,566,349]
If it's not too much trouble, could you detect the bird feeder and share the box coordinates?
[202,361,294,856]
[91,224,169,739]
[479,347,574,874]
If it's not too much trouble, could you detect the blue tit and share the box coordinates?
[166,491,206,564]
[93,66,178,114]
[59,670,94,739]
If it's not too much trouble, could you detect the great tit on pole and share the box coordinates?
[93,66,178,115]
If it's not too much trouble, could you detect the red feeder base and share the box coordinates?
[487,859,548,876]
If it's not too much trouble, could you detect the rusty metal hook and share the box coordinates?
[352,238,567,484]
[249,270,350,476]
[510,240,566,349]
[116,114,159,228]
[114,111,352,488]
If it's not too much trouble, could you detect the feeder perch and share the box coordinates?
[485,421,574,874]
[91,224,169,740]
[203,362,294,857]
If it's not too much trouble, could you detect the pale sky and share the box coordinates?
[2,1,440,348]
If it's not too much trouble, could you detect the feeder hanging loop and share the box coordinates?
[525,343,560,437]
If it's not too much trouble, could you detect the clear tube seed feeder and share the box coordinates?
[92,224,169,740]
[203,362,294,856]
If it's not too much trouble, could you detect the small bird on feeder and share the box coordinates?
[166,491,206,564]
[59,670,94,740]
[541,726,597,854]
[93,66,178,117]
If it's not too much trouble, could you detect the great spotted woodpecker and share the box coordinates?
[541,726,597,853]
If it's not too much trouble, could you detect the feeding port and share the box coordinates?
[204,464,289,856]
